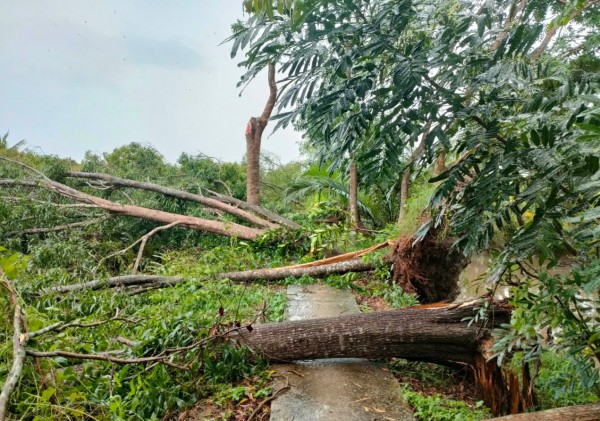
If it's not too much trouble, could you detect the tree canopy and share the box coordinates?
[231,0,600,388]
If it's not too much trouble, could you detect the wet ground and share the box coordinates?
[270,284,414,421]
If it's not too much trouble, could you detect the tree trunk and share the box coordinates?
[397,167,410,223]
[397,122,430,224]
[237,302,505,364]
[435,149,446,175]
[65,171,278,229]
[0,179,265,240]
[489,403,600,420]
[235,301,525,415]
[218,258,374,282]
[348,160,362,228]
[246,63,277,205]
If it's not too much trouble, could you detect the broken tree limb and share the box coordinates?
[489,402,600,420]
[41,275,184,295]
[206,190,301,229]
[24,349,189,371]
[7,216,110,236]
[283,241,391,270]
[218,258,375,282]
[64,171,278,229]
[95,221,181,273]
[0,178,265,240]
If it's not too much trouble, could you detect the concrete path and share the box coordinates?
[270,284,414,421]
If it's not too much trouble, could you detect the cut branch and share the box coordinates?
[0,280,26,421]
[0,178,265,240]
[65,171,278,229]
[96,221,181,273]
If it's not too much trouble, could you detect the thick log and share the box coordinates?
[490,403,600,420]
[218,258,375,282]
[235,301,511,365]
[65,171,278,229]
[0,179,265,240]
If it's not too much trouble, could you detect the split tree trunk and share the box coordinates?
[245,63,277,205]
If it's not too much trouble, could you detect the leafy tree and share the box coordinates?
[232,0,600,393]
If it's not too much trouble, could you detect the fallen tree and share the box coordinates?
[64,171,281,229]
[233,300,538,416]
[0,178,265,240]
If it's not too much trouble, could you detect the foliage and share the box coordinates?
[231,0,600,396]
[390,360,491,420]
[534,351,600,408]
[401,386,491,421]
[0,245,286,420]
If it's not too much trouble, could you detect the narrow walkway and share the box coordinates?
[270,284,414,421]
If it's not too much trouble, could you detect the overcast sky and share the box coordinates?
[0,1,303,164]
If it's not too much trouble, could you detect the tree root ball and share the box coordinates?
[391,232,469,303]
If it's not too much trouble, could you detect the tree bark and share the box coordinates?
[0,179,265,240]
[246,63,277,205]
[235,301,536,416]
[65,171,278,229]
[348,159,363,228]
[235,301,510,365]
[489,403,600,420]
[218,258,374,282]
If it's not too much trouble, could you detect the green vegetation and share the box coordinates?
[2,0,600,418]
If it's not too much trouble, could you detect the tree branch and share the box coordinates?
[40,275,184,295]
[65,171,278,229]
[0,178,265,240]
[0,279,26,421]
[25,350,189,371]
[7,216,109,237]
